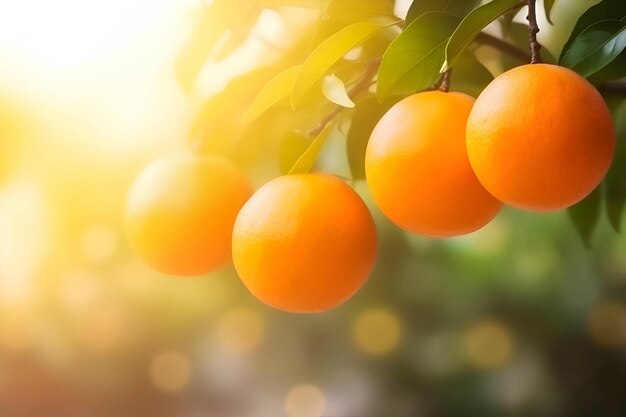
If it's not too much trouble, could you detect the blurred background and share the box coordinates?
[0,0,625,416]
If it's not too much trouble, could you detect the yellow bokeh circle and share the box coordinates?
[352,308,403,356]
[463,319,514,370]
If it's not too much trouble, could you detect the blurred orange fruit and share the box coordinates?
[467,63,615,211]
[232,173,377,313]
[365,91,502,237]
[125,153,252,276]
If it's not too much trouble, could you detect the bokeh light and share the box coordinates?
[352,308,403,356]
[215,308,266,354]
[81,225,118,264]
[463,319,515,370]
[149,351,192,393]
[586,301,626,349]
[0,0,624,415]
[284,384,326,417]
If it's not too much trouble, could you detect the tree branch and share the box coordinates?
[308,58,380,137]
[474,32,530,62]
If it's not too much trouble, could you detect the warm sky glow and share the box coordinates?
[0,0,183,70]
[0,0,197,156]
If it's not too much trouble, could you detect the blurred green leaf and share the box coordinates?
[322,74,355,108]
[288,122,336,175]
[560,20,626,79]
[560,0,626,61]
[588,50,626,85]
[606,102,626,233]
[342,27,399,63]
[243,66,300,125]
[292,20,398,107]
[175,1,261,94]
[544,0,556,25]
[568,185,602,248]
[377,12,460,99]
[325,0,396,21]
[279,131,313,175]
[266,0,324,8]
[346,95,400,180]
[449,50,494,97]
[190,68,273,138]
[406,0,481,23]
[442,0,525,72]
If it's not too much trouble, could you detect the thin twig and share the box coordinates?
[474,32,531,62]
[438,69,452,93]
[526,0,542,63]
[598,82,626,97]
[308,58,381,137]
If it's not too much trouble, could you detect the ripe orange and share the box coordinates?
[365,91,502,237]
[232,173,377,313]
[125,153,252,276]
[466,63,615,211]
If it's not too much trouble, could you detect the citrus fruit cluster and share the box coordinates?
[125,63,615,313]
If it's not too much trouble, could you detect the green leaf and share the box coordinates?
[606,102,626,233]
[346,95,401,180]
[322,74,355,108]
[588,49,626,85]
[568,184,603,248]
[560,20,626,79]
[291,21,397,107]
[560,0,626,61]
[288,122,336,175]
[243,66,300,125]
[442,0,525,72]
[544,0,556,25]
[406,0,481,23]
[279,131,313,175]
[377,12,460,99]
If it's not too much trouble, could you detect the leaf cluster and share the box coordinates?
[181,0,626,244]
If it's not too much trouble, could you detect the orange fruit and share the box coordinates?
[232,173,377,313]
[125,153,252,276]
[365,91,502,237]
[467,63,615,211]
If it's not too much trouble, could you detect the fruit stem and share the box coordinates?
[526,0,542,64]
[438,69,452,93]
[308,58,380,137]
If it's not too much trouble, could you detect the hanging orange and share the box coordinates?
[232,173,377,313]
[125,153,252,276]
[365,91,502,237]
[466,63,615,211]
